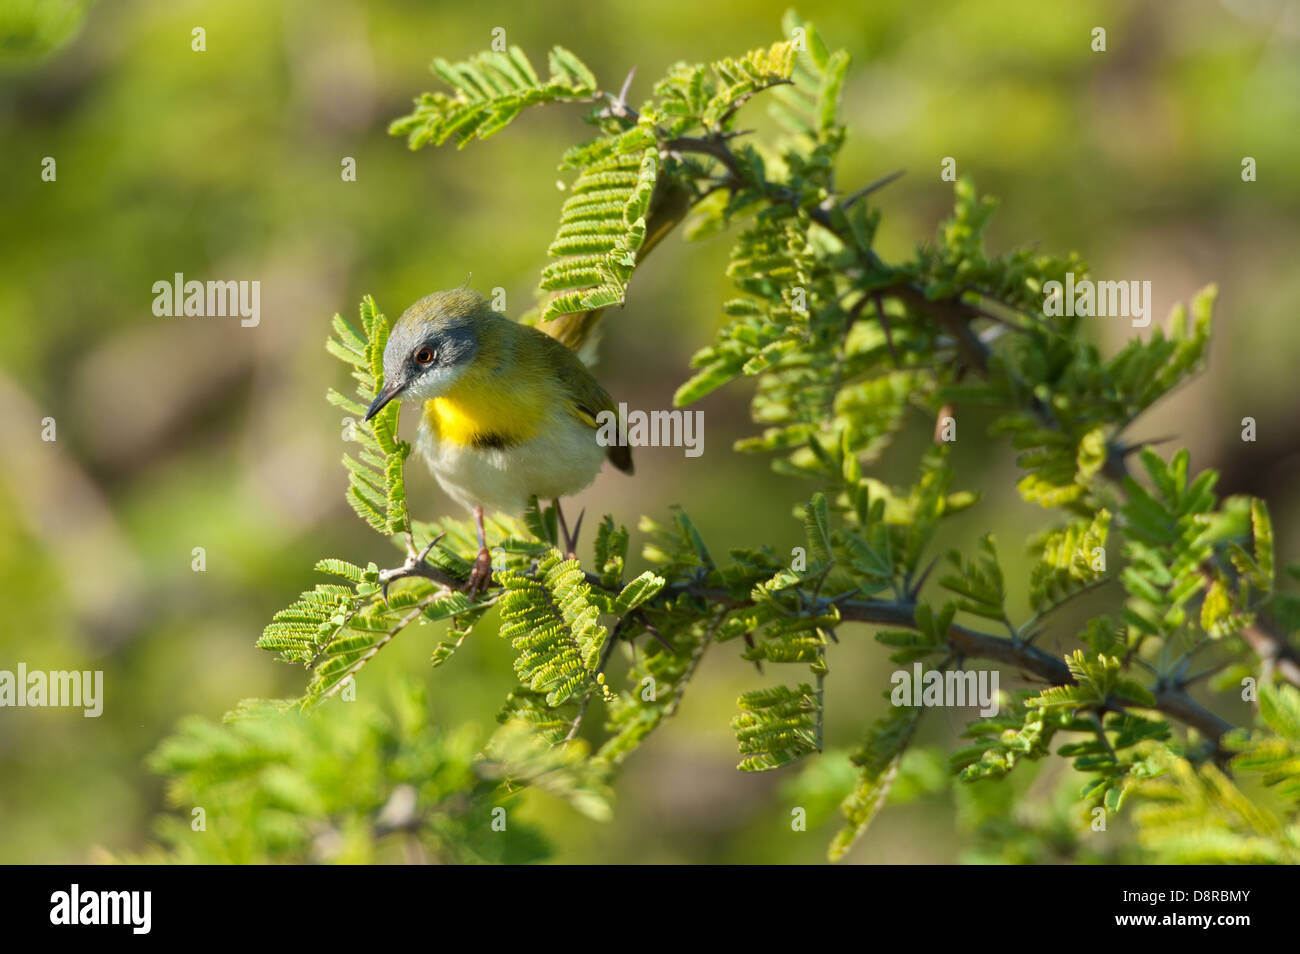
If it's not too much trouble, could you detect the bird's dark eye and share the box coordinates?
[415,347,435,365]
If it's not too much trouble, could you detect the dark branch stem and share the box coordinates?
[371,127,1256,764]
[377,553,1232,756]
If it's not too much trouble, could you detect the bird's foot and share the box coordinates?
[464,546,493,599]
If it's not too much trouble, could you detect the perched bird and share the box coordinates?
[364,289,632,595]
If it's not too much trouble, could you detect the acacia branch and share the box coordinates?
[662,130,1296,716]
[369,126,1255,764]
[837,599,1233,755]
[378,552,1233,756]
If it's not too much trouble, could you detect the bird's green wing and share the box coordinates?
[548,338,634,474]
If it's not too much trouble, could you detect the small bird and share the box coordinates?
[364,289,632,595]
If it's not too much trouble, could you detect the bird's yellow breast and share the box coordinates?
[423,374,546,449]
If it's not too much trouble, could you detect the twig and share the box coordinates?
[318,591,445,702]
[663,610,725,718]
[565,630,623,742]
[842,169,905,208]
[379,532,448,601]
[712,77,793,128]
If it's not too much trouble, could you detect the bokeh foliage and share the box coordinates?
[181,13,1300,863]
[2,0,1299,864]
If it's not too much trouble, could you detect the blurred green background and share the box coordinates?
[1,0,1298,863]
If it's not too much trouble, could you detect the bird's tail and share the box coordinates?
[532,177,695,364]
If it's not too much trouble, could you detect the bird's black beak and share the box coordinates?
[364,380,405,422]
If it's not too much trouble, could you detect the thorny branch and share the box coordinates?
[370,98,1289,769]
[377,542,1235,758]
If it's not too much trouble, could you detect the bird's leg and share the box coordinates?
[553,498,585,561]
[465,505,493,598]
[553,499,571,556]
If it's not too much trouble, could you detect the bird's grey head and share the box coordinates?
[364,289,488,421]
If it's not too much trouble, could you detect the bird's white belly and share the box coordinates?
[416,415,606,515]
